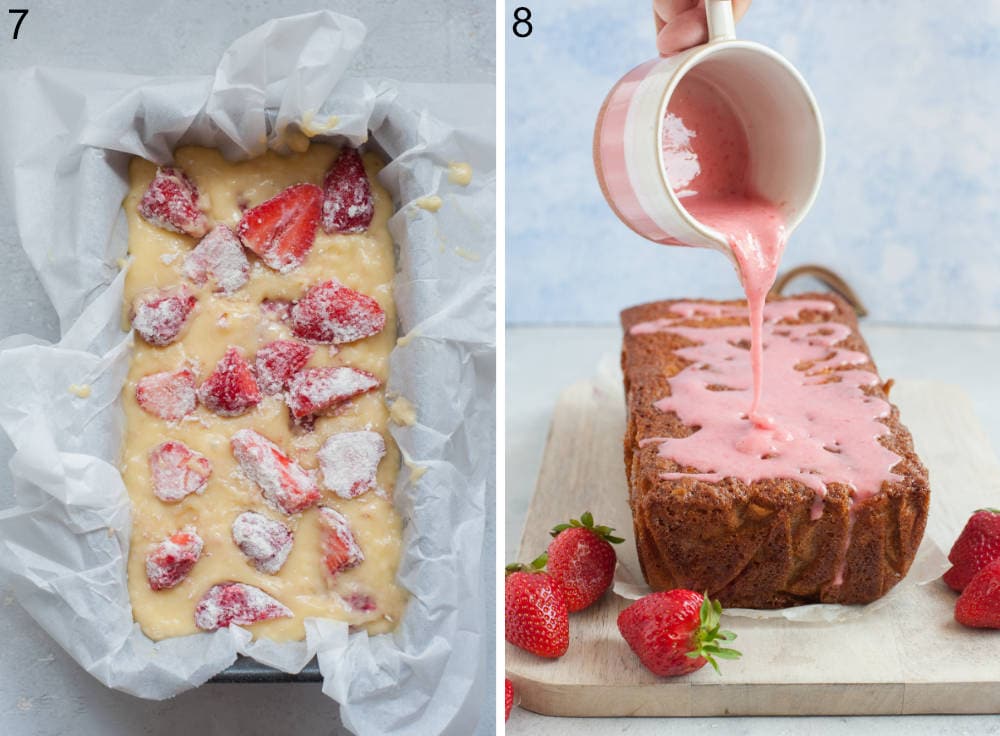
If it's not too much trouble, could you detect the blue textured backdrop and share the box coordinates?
[506,1,1000,325]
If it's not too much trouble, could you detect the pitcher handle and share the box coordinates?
[706,0,736,42]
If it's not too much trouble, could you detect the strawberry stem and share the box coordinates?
[504,553,548,576]
[550,511,625,544]
[688,594,742,675]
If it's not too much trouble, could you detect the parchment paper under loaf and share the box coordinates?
[0,12,494,736]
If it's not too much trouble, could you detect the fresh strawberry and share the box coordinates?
[138,166,210,238]
[290,279,386,345]
[254,339,314,395]
[285,366,380,419]
[236,183,322,273]
[955,558,1000,628]
[547,511,624,612]
[317,430,386,499]
[130,285,197,346]
[231,511,294,575]
[183,224,250,295]
[230,429,320,514]
[145,527,203,591]
[317,506,364,575]
[135,368,198,422]
[943,508,1000,592]
[148,440,211,502]
[321,147,374,234]
[194,582,292,631]
[504,555,569,659]
[198,347,262,417]
[617,590,741,677]
[504,679,515,721]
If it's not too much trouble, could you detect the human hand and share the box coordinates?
[654,0,752,56]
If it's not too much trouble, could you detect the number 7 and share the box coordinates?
[9,8,28,40]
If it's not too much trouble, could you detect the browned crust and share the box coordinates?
[620,293,930,608]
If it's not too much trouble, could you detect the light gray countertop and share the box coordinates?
[506,323,1000,734]
[0,1,494,734]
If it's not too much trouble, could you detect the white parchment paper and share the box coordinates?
[0,12,494,735]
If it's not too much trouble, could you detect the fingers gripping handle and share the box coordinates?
[706,0,736,42]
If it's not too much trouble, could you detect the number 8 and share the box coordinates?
[513,7,533,38]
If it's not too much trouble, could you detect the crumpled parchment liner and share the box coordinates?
[0,11,493,736]
[591,353,953,623]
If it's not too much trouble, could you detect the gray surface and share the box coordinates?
[0,1,495,734]
[506,324,1000,733]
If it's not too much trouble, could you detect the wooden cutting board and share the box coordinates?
[506,379,1000,717]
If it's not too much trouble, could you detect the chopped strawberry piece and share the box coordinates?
[183,224,250,295]
[145,528,203,591]
[236,183,322,273]
[317,431,386,499]
[285,366,380,419]
[149,440,211,502]
[130,285,197,346]
[230,429,320,514]
[254,340,314,395]
[136,368,198,422]
[318,506,364,576]
[345,592,377,612]
[198,347,262,417]
[290,279,386,345]
[194,582,292,631]
[321,147,374,234]
[138,167,210,238]
[260,298,292,323]
[232,511,294,574]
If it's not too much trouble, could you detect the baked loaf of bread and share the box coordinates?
[621,293,929,608]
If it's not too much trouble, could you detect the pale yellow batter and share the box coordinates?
[121,144,406,641]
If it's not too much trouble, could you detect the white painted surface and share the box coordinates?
[506,1,1000,326]
[0,1,494,734]
[506,324,1000,732]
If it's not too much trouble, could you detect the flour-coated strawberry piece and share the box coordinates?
[236,183,322,273]
[318,506,364,575]
[130,285,197,347]
[231,511,294,574]
[149,440,211,502]
[136,368,198,422]
[194,582,292,631]
[317,430,386,499]
[260,298,292,323]
[145,528,203,591]
[254,340,314,395]
[321,147,374,234]
[198,347,262,417]
[230,428,320,515]
[138,167,210,238]
[290,279,386,345]
[183,224,250,295]
[285,366,380,419]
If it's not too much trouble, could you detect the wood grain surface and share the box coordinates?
[506,379,1000,717]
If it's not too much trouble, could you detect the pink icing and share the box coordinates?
[662,75,787,425]
[630,301,903,517]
